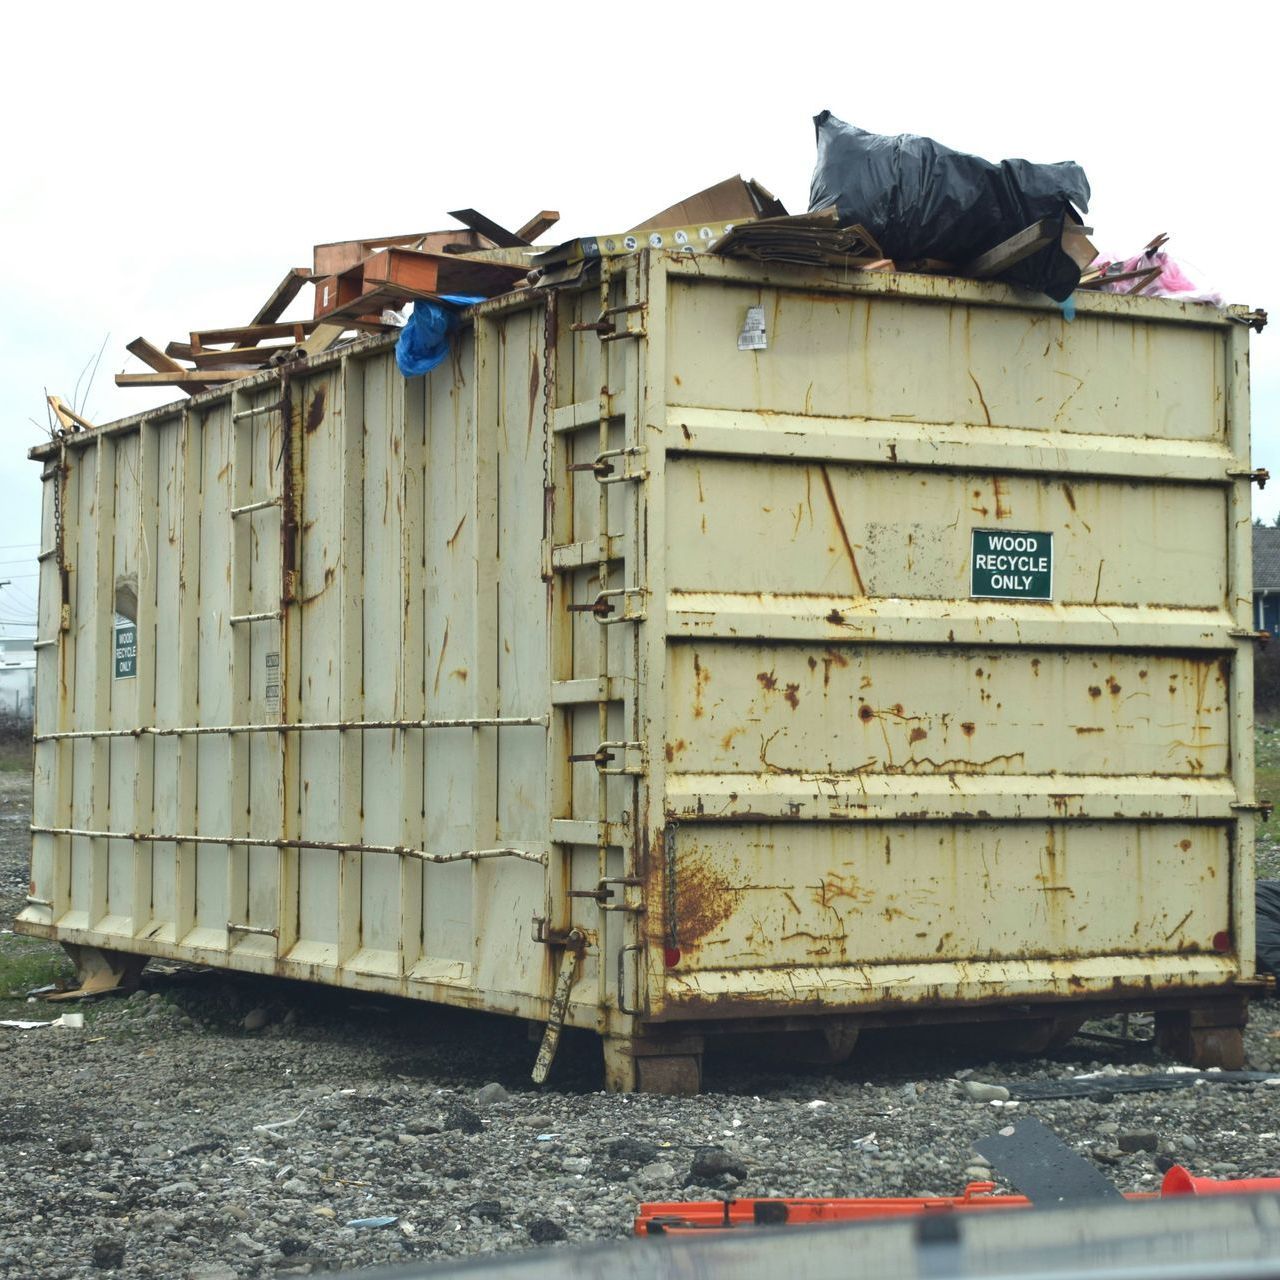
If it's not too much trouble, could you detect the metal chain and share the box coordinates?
[54,440,68,631]
[541,290,557,517]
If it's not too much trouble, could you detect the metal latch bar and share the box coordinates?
[232,402,286,422]
[227,921,279,939]
[231,497,282,517]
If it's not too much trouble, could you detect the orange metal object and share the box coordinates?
[1162,1166,1280,1196]
[634,1183,1172,1235]
[637,1168,1280,1236]
[636,1184,1031,1234]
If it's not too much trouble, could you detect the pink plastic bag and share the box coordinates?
[1089,238,1221,304]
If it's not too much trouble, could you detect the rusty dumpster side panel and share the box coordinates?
[20,326,570,1028]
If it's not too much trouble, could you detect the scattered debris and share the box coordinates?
[1081,233,1222,303]
[1006,1070,1280,1101]
[252,1108,306,1138]
[688,1147,749,1185]
[961,1081,1011,1102]
[0,1013,82,1030]
[974,1117,1125,1205]
[346,1216,398,1229]
[527,1218,568,1244]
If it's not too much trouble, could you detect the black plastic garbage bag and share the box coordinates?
[1258,880,1280,980]
[809,111,1091,301]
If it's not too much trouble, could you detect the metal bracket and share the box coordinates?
[1227,468,1270,489]
[1229,629,1270,646]
[1229,309,1268,333]
[531,915,577,947]
[531,928,586,1085]
[1231,800,1274,819]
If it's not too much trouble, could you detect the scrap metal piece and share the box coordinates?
[48,944,146,1000]
[972,1117,1125,1205]
[1006,1069,1280,1102]
[448,208,527,249]
[531,929,585,1084]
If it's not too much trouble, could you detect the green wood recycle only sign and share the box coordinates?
[970,529,1053,601]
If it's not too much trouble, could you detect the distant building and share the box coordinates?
[0,634,35,719]
[1255,526,1280,637]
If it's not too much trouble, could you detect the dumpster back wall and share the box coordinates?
[646,258,1255,1017]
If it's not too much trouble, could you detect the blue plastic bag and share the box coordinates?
[395,295,484,377]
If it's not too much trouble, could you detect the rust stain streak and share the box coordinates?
[1163,908,1193,942]
[992,476,1011,520]
[818,464,866,595]
[432,619,450,695]
[305,387,327,433]
[693,652,709,718]
[968,371,993,427]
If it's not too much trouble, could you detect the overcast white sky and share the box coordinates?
[1,1,1275,638]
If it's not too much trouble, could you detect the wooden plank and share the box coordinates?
[317,280,428,322]
[361,248,529,296]
[515,210,560,243]
[1061,222,1098,272]
[447,208,525,248]
[188,345,298,369]
[313,230,486,277]
[1077,267,1163,291]
[46,395,95,433]
[317,249,527,321]
[963,219,1057,279]
[126,336,186,374]
[251,268,312,326]
[191,321,315,346]
[1126,267,1164,295]
[299,323,349,357]
[115,370,245,387]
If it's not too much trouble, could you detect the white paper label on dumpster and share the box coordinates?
[113,615,136,680]
[738,305,767,351]
[265,651,280,714]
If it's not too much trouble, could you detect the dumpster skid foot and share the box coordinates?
[1155,997,1248,1070]
[603,1034,704,1095]
[55,944,148,999]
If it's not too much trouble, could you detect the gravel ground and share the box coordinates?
[3,770,1280,1280]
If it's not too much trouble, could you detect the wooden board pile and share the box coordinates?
[108,176,1111,405]
[114,211,560,396]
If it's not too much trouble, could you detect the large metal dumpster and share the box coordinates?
[18,253,1265,1090]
